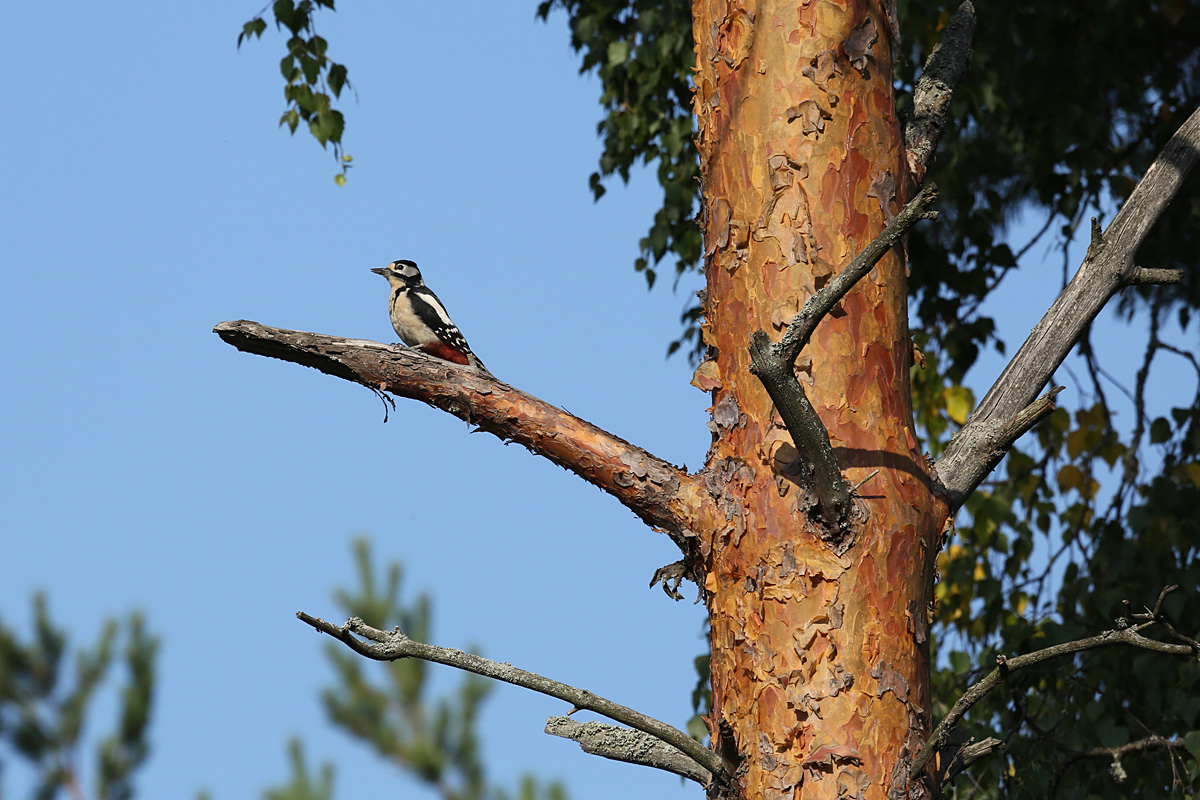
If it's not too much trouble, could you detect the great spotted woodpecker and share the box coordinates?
[371,259,493,377]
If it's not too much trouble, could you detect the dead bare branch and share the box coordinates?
[905,1,977,183]
[939,736,1004,785]
[1129,267,1184,285]
[748,184,939,524]
[213,320,705,553]
[774,184,941,366]
[933,387,1065,508]
[296,612,731,787]
[1052,733,1188,792]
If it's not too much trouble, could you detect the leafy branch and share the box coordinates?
[912,586,1200,781]
[239,0,354,183]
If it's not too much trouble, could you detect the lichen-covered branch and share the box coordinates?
[297,613,731,786]
[544,717,710,785]
[213,320,706,552]
[934,105,1200,508]
[1130,266,1184,285]
[905,2,977,183]
[909,588,1198,780]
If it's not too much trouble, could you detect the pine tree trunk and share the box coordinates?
[692,2,942,797]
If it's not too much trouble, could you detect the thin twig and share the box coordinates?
[775,183,941,365]
[297,612,731,787]
[909,592,1197,780]
[851,469,881,493]
[1062,735,1187,783]
[1072,735,1188,762]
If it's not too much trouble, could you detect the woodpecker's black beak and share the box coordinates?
[371,267,388,276]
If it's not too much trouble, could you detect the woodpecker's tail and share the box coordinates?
[468,354,496,379]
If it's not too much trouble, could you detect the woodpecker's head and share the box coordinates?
[371,259,424,288]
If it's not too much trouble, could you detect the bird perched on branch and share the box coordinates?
[371,259,494,377]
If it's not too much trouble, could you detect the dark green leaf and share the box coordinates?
[328,63,347,97]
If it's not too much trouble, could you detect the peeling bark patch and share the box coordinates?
[803,737,862,768]
[713,391,743,430]
[870,661,910,704]
[801,49,841,96]
[717,6,756,68]
[842,16,878,76]
[787,99,832,136]
[781,543,798,575]
[711,197,733,252]
[691,359,723,391]
[867,170,898,224]
[758,732,778,770]
[620,451,651,478]
[906,599,927,644]
[837,766,872,800]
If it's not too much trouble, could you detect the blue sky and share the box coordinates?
[2,4,1195,800]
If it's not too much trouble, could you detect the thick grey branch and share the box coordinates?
[905,2,976,182]
[297,612,730,787]
[935,106,1200,508]
[933,387,1064,508]
[909,601,1198,780]
[750,330,849,523]
[544,717,710,785]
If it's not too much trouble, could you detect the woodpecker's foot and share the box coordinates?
[649,560,690,601]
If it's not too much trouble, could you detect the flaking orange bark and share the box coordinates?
[691,2,943,798]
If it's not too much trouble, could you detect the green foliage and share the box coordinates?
[535,0,702,335]
[900,0,1200,378]
[0,594,157,800]
[240,0,353,184]
[262,540,567,800]
[931,387,1200,796]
